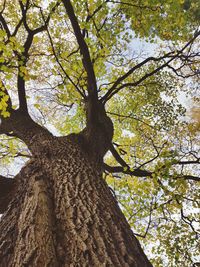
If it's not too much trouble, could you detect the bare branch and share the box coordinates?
[19,0,31,33]
[180,207,199,238]
[132,198,154,238]
[107,111,156,130]
[17,1,60,112]
[83,0,109,37]
[102,31,200,103]
[62,0,98,100]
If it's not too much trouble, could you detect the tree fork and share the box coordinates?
[0,99,153,266]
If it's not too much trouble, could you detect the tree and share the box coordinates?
[0,0,199,266]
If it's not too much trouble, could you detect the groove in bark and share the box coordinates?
[0,176,17,213]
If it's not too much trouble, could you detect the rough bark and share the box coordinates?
[0,135,153,267]
[0,97,153,266]
[0,176,17,214]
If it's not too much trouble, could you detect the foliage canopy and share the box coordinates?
[0,0,199,266]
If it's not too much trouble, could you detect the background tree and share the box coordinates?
[0,0,199,266]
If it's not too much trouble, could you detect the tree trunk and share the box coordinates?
[0,135,152,267]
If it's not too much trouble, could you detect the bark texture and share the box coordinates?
[0,134,153,267]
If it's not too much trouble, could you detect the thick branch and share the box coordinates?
[105,146,199,181]
[62,0,98,99]
[109,143,129,168]
[0,109,53,154]
[17,1,34,112]
[107,143,152,177]
[17,1,57,113]
[17,29,34,112]
[19,0,31,33]
[104,163,152,177]
[0,13,11,37]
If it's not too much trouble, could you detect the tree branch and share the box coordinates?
[0,13,11,37]
[103,163,152,177]
[62,0,98,100]
[175,159,200,165]
[17,1,59,113]
[107,111,156,130]
[16,1,32,112]
[180,175,200,182]
[39,8,85,98]
[132,198,154,238]
[19,0,31,33]
[102,31,200,103]
[109,143,129,167]
[83,0,109,37]
[0,0,6,14]
[104,163,200,181]
[105,143,200,181]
